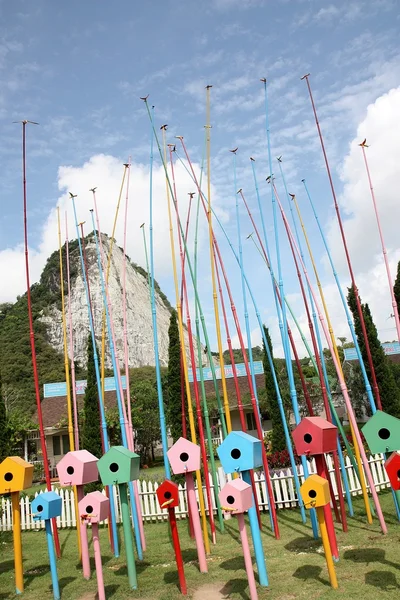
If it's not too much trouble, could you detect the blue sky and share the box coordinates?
[1,0,400,355]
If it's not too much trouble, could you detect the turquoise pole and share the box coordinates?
[45,520,60,600]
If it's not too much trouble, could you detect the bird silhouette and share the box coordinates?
[230,147,238,153]
[359,138,369,147]
[140,95,149,101]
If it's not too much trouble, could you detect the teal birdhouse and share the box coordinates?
[31,491,62,522]
[217,431,262,474]
[97,446,140,486]
[362,410,400,454]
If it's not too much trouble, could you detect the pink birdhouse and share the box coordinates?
[219,478,253,514]
[78,491,110,524]
[384,452,400,491]
[156,480,180,509]
[167,438,201,474]
[56,450,99,487]
[292,417,338,456]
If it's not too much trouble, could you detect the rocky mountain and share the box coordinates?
[41,233,188,369]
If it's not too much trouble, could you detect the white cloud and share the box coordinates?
[322,86,400,341]
[0,153,217,304]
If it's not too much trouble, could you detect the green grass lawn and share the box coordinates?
[1,492,400,599]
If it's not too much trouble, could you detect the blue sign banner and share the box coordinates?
[188,361,264,383]
[344,342,400,362]
[44,376,127,398]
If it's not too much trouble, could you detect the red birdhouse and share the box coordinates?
[156,480,180,509]
[292,417,337,456]
[384,452,400,491]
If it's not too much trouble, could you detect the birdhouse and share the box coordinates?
[167,438,201,475]
[78,491,110,524]
[0,457,33,494]
[384,452,400,491]
[292,417,337,456]
[56,450,99,487]
[31,491,62,522]
[300,474,330,509]
[362,410,400,454]
[217,431,262,474]
[156,480,180,509]
[97,446,140,486]
[218,478,253,514]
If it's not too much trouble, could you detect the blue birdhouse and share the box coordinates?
[217,431,262,474]
[31,491,62,522]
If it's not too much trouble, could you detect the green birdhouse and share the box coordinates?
[362,410,400,454]
[97,446,140,486]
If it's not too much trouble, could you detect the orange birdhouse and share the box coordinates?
[0,457,33,494]
[292,417,337,456]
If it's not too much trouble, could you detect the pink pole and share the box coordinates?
[185,472,207,573]
[76,487,91,579]
[275,189,388,534]
[92,522,105,600]
[360,142,400,343]
[65,214,80,451]
[237,513,258,600]
[92,192,146,551]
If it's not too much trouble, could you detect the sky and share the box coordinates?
[0,0,400,358]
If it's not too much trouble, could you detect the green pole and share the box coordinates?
[119,483,137,589]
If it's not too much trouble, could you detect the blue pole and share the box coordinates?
[90,216,143,559]
[45,520,60,600]
[148,108,171,479]
[261,80,318,538]
[278,160,353,517]
[174,150,306,525]
[303,178,400,520]
[242,469,269,586]
[233,152,274,534]
[70,195,119,557]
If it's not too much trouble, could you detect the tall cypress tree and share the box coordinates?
[347,285,400,418]
[82,335,102,459]
[167,310,184,443]
[0,367,9,461]
[263,326,286,452]
[394,260,400,317]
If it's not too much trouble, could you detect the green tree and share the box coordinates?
[166,310,184,443]
[81,335,102,460]
[263,326,286,452]
[131,380,161,465]
[394,260,400,316]
[347,285,400,418]
[0,368,9,460]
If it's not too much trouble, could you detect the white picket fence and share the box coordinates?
[0,453,391,532]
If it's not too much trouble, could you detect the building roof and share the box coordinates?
[34,391,118,430]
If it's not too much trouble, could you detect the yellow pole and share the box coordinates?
[11,491,24,594]
[205,85,232,433]
[57,208,82,556]
[316,506,338,589]
[292,195,373,524]
[161,125,210,555]
[100,165,128,404]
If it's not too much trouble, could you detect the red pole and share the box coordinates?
[20,120,61,558]
[168,507,187,595]
[315,454,339,560]
[278,186,346,531]
[302,73,382,410]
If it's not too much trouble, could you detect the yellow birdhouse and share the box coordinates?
[300,474,330,509]
[0,457,34,494]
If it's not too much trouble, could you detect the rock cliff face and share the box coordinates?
[40,233,195,369]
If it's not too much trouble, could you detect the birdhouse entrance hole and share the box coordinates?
[231,448,241,459]
[66,466,74,475]
[308,489,317,499]
[180,452,189,462]
[37,505,43,512]
[378,428,390,440]
[227,495,235,505]
[4,472,13,482]
[86,505,94,514]
[304,433,312,444]
[110,463,119,473]
[164,491,172,499]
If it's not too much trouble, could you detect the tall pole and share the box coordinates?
[205,85,232,433]
[18,119,61,558]
[360,139,400,343]
[302,73,382,410]
[65,215,80,451]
